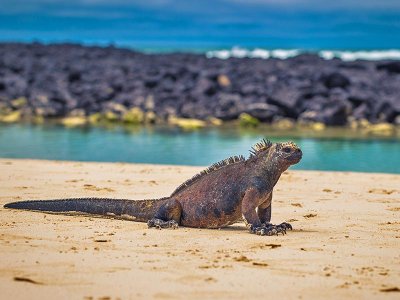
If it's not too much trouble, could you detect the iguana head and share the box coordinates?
[272,141,302,166]
[249,139,302,169]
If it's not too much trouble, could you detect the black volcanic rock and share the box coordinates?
[321,72,350,89]
[242,103,282,122]
[215,93,244,120]
[372,96,400,123]
[377,61,400,73]
[269,87,302,118]
[0,42,399,125]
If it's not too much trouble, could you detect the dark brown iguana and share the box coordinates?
[4,139,302,236]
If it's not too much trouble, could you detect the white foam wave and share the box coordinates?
[319,50,400,61]
[206,47,400,61]
[206,47,299,60]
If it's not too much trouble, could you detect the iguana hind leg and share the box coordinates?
[147,199,182,229]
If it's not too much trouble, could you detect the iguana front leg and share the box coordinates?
[257,193,272,224]
[258,192,293,234]
[242,187,263,229]
[243,189,292,236]
[258,202,293,235]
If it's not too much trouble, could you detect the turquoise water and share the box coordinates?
[1,1,400,49]
[0,124,399,174]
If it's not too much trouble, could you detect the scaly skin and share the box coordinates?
[4,139,302,236]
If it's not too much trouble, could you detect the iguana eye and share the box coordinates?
[282,147,291,153]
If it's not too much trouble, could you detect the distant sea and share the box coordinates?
[105,44,400,61]
[106,44,400,61]
[1,0,400,60]
[3,40,400,62]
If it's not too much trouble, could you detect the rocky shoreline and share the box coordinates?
[0,43,399,129]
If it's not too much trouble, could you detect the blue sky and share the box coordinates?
[0,0,399,50]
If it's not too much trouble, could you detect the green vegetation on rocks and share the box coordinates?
[168,116,206,130]
[207,117,223,126]
[60,116,87,127]
[88,113,102,124]
[0,111,21,123]
[145,111,157,124]
[122,107,144,124]
[272,118,295,130]
[11,97,27,109]
[364,123,395,136]
[239,113,260,127]
[104,111,119,122]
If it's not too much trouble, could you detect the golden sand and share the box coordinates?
[0,159,399,299]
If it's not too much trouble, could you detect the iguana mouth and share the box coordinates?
[288,149,302,164]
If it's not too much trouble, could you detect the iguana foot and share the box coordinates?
[250,222,292,236]
[276,222,293,231]
[251,225,284,236]
[147,218,179,229]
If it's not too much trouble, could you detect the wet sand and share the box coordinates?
[0,159,399,299]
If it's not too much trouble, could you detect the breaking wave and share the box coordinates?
[206,47,400,61]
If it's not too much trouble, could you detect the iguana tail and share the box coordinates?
[4,197,170,222]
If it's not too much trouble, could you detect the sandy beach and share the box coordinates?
[0,158,399,299]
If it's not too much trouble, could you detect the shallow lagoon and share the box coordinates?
[0,124,399,174]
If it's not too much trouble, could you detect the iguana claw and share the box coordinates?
[250,222,293,236]
[147,218,179,229]
[277,222,293,231]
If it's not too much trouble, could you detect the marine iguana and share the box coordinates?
[4,139,302,236]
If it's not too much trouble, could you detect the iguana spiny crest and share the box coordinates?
[172,139,301,196]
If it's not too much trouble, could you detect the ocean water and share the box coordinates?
[0,124,399,174]
[1,0,400,57]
